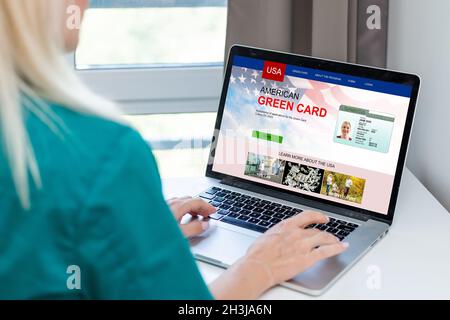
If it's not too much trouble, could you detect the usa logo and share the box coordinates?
[262,61,286,82]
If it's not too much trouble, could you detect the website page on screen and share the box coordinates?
[212,55,413,215]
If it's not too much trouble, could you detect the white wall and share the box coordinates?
[387,0,450,211]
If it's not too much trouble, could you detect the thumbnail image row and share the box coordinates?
[244,152,366,204]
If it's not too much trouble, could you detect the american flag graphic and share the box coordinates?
[229,66,304,100]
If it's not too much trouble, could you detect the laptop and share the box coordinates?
[189,45,420,296]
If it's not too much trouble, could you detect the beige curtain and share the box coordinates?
[225,0,388,67]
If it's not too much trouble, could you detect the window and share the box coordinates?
[74,1,227,178]
[76,0,228,69]
[125,113,217,178]
[75,0,227,114]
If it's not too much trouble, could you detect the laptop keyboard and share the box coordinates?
[199,187,359,241]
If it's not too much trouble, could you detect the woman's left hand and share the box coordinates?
[167,197,216,238]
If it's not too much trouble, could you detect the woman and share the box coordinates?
[0,0,347,299]
[258,159,266,178]
[344,177,353,199]
[337,121,353,141]
[326,174,333,196]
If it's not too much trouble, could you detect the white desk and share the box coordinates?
[162,169,450,299]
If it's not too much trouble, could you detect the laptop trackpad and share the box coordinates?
[189,225,256,266]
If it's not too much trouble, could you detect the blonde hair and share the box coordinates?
[0,0,121,209]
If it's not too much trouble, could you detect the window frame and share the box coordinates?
[75,62,224,114]
[73,0,227,114]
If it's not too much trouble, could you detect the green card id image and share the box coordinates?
[334,105,394,153]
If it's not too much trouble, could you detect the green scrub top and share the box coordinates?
[0,103,213,300]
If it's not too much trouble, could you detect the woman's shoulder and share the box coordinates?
[47,103,133,139]
[43,103,145,152]
[27,102,151,193]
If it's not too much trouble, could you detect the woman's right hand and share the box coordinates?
[210,211,348,299]
[242,211,348,291]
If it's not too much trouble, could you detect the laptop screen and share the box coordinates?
[211,54,414,216]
